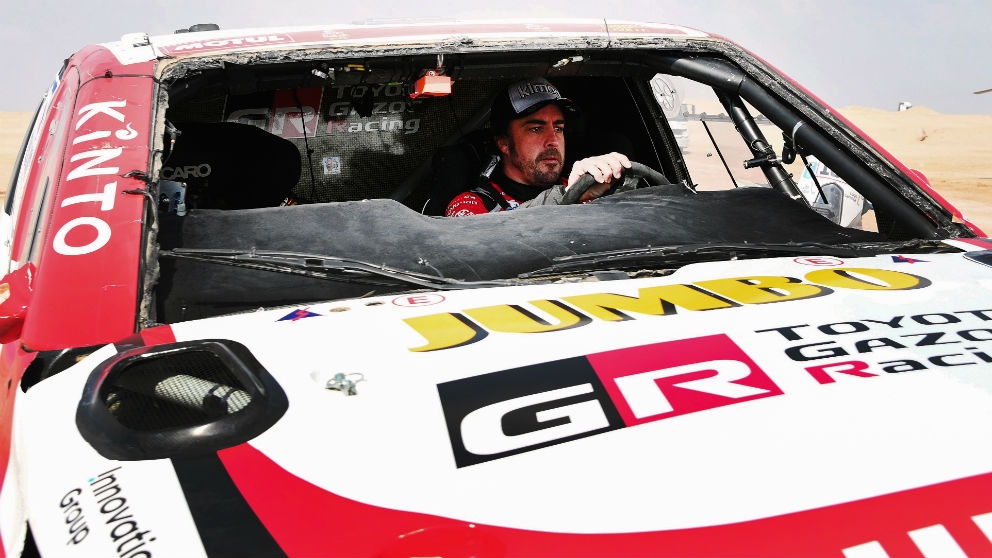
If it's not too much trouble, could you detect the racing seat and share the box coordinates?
[163,122,302,210]
[422,129,496,216]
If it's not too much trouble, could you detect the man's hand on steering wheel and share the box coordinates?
[560,158,674,205]
[566,152,632,202]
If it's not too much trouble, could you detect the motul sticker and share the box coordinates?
[160,34,294,55]
[438,335,778,467]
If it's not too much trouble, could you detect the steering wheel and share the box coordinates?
[561,161,673,205]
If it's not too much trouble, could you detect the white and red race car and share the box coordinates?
[1,20,991,557]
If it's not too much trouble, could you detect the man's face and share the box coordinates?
[497,103,565,188]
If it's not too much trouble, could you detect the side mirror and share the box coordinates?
[0,264,35,344]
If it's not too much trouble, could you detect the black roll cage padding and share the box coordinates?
[648,55,940,239]
[714,90,802,202]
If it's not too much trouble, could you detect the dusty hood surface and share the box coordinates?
[17,251,992,556]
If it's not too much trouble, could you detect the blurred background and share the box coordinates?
[1,0,990,229]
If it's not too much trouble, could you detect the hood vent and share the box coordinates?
[964,249,992,268]
[77,340,287,461]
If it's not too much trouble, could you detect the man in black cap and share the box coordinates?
[445,77,631,217]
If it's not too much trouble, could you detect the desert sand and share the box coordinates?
[1,106,990,232]
[840,106,992,232]
[0,112,33,192]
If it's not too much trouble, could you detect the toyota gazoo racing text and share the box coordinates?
[1,19,991,558]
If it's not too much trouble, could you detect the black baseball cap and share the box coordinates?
[490,77,577,134]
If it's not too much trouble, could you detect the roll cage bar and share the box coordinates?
[156,47,944,240]
[648,55,939,239]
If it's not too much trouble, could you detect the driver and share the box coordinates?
[445,77,631,217]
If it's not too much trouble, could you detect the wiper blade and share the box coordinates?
[520,239,953,278]
[161,248,506,290]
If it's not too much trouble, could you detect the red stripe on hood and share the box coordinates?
[953,238,992,250]
[218,443,992,557]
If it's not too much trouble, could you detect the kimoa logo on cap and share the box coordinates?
[515,81,559,99]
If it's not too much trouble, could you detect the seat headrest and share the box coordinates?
[424,129,496,216]
[163,122,302,209]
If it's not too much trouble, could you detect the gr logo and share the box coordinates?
[437,335,781,467]
[437,357,625,468]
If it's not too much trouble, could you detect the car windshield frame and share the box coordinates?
[141,37,974,324]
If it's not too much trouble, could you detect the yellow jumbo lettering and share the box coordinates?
[694,276,829,305]
[804,268,930,290]
[404,313,487,352]
[562,284,733,321]
[465,300,590,333]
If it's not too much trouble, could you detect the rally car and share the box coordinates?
[2,19,992,557]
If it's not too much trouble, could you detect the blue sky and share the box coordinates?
[1,0,989,113]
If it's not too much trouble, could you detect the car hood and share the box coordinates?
[16,250,992,556]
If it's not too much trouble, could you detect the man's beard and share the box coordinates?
[507,139,563,188]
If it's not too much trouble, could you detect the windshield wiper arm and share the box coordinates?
[161,248,506,290]
[520,240,952,278]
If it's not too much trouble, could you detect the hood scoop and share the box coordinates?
[964,249,992,268]
[76,339,287,461]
